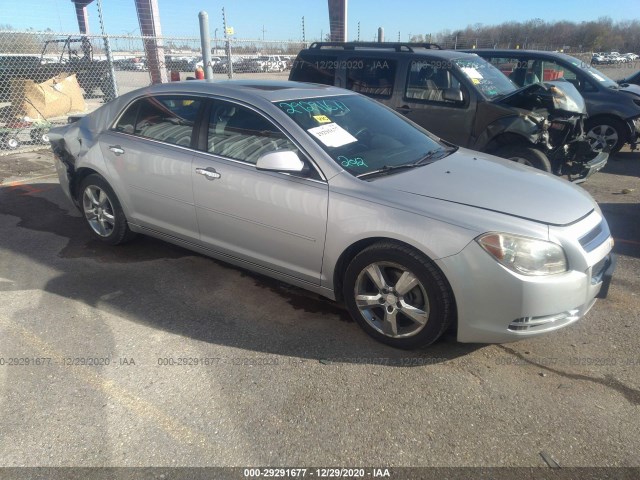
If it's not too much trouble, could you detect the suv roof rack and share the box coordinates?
[307,42,442,52]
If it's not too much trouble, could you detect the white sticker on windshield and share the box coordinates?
[307,123,357,147]
[461,66,483,79]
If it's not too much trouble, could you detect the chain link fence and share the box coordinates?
[0,29,308,153]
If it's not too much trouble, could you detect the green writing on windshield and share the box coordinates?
[339,156,367,168]
[279,100,350,115]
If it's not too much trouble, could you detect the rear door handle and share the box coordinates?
[396,105,413,114]
[195,167,221,180]
[109,145,125,155]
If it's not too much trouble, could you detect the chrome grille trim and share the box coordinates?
[579,220,610,253]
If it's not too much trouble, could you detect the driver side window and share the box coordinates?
[404,61,464,105]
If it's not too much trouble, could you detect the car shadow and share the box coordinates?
[599,201,640,259]
[0,183,483,366]
[603,150,640,177]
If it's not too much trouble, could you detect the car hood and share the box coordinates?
[373,150,595,226]
[618,83,640,97]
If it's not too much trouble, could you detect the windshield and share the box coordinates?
[571,57,618,88]
[453,57,517,99]
[274,95,450,176]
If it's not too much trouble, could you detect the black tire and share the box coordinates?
[343,242,455,349]
[585,117,627,155]
[494,145,552,172]
[78,174,135,245]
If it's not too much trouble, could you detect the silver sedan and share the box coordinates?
[49,80,615,349]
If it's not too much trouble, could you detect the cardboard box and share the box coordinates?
[10,73,86,120]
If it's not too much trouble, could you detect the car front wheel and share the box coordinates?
[494,145,552,172]
[585,117,626,154]
[79,174,135,245]
[343,242,455,349]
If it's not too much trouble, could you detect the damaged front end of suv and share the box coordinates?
[493,81,607,183]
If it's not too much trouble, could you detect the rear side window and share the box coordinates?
[290,54,337,85]
[114,96,203,147]
[346,58,396,98]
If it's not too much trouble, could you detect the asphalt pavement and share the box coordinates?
[0,148,638,469]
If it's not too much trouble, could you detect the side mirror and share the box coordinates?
[256,150,305,172]
[443,87,464,103]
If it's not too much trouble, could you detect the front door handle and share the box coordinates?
[396,105,413,114]
[195,167,221,180]
[109,145,125,155]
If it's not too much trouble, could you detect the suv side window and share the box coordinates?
[485,57,541,87]
[290,54,336,85]
[114,96,203,147]
[404,60,463,104]
[346,58,396,98]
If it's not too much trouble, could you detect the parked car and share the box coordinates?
[290,42,607,182]
[469,49,640,154]
[233,57,263,73]
[48,80,615,349]
[256,55,286,72]
[591,53,606,65]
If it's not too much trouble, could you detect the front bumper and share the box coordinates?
[571,151,608,184]
[437,225,614,344]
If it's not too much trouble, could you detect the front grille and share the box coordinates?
[509,310,580,332]
[579,221,610,253]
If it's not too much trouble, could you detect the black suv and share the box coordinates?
[468,49,640,154]
[290,42,606,182]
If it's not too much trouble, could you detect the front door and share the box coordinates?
[394,59,476,147]
[191,100,329,284]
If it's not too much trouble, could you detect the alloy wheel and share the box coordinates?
[354,261,430,338]
[586,124,618,152]
[82,185,116,237]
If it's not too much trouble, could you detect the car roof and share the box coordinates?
[300,46,480,61]
[469,49,580,63]
[140,79,351,102]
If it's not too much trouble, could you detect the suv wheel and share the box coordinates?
[494,145,552,172]
[343,242,455,349]
[585,117,626,154]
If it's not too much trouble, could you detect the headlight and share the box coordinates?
[477,233,567,276]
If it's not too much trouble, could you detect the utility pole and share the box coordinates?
[302,16,305,43]
[262,25,266,41]
[357,21,360,42]
[398,31,400,42]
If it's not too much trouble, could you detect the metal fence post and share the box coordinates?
[222,7,233,79]
[198,11,213,79]
[97,0,118,100]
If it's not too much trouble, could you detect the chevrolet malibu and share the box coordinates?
[48,80,615,349]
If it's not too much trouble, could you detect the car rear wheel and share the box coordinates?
[585,117,626,154]
[79,174,135,245]
[494,145,552,172]
[343,242,455,349]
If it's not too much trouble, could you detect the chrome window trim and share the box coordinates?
[108,92,328,184]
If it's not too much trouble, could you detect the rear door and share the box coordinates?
[99,95,203,241]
